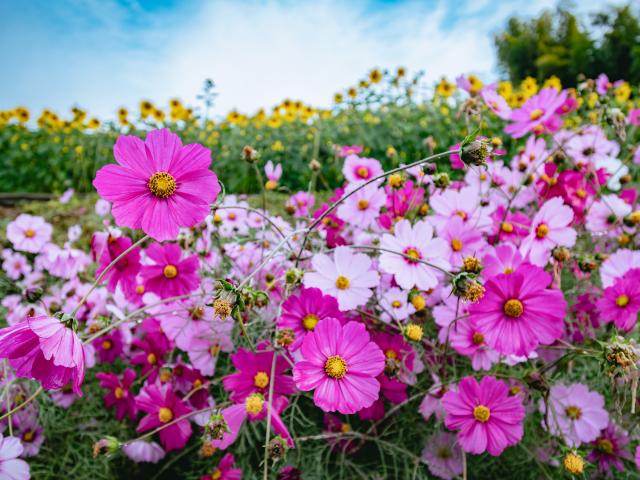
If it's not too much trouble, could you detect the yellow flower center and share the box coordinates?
[405,324,423,342]
[302,314,319,331]
[451,239,463,252]
[385,349,398,359]
[454,210,467,220]
[24,229,35,238]
[148,172,177,198]
[147,353,157,365]
[340,423,351,433]
[565,405,582,420]
[616,295,630,308]
[254,371,269,389]
[245,394,264,415]
[404,248,421,263]
[597,438,614,454]
[411,295,426,311]
[563,453,584,475]
[576,188,587,199]
[472,332,484,345]
[211,468,222,480]
[529,108,544,121]
[228,212,237,220]
[536,223,549,238]
[114,387,125,399]
[503,299,524,318]
[265,180,277,191]
[501,222,514,233]
[158,407,173,423]
[22,431,34,442]
[391,300,402,309]
[101,340,112,350]
[504,267,513,274]
[135,285,145,295]
[356,166,369,178]
[473,405,491,422]
[335,275,350,290]
[324,355,348,379]
[357,199,369,210]
[163,264,178,279]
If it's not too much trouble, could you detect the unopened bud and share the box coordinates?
[308,159,321,171]
[268,435,289,462]
[242,145,258,162]
[563,452,584,475]
[93,436,120,458]
[276,329,295,348]
[285,268,303,285]
[461,140,491,166]
[433,172,450,189]
[552,246,571,262]
[205,414,230,441]
[405,324,423,342]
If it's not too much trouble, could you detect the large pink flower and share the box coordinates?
[293,318,385,414]
[0,433,30,480]
[93,129,220,241]
[504,88,567,138]
[442,376,525,456]
[596,269,640,331]
[0,315,85,395]
[140,243,200,299]
[469,264,566,356]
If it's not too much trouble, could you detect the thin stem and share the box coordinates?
[235,309,255,351]
[71,235,149,317]
[0,386,43,422]
[262,351,278,480]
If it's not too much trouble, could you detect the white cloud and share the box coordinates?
[0,0,615,120]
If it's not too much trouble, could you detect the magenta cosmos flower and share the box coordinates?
[336,183,386,229]
[200,453,242,480]
[0,433,30,480]
[6,214,52,253]
[504,88,567,138]
[293,318,385,414]
[222,347,295,402]
[0,315,85,395]
[597,269,640,331]
[469,264,566,356]
[379,219,450,291]
[442,376,525,456]
[586,422,632,476]
[93,128,220,241]
[342,154,383,183]
[540,383,608,447]
[140,243,200,299]
[277,287,345,351]
[303,246,379,310]
[96,368,137,421]
[94,234,142,295]
[135,383,192,451]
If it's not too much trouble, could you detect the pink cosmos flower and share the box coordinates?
[160,300,214,351]
[93,329,123,364]
[37,244,90,280]
[277,287,345,351]
[293,318,385,414]
[2,252,30,280]
[200,453,242,480]
[264,160,282,183]
[303,246,380,310]
[481,244,525,279]
[420,432,463,480]
[0,315,85,395]
[222,347,295,402]
[586,422,632,476]
[342,155,383,183]
[521,197,576,266]
[540,383,608,447]
[122,440,165,463]
[585,194,631,234]
[450,317,499,371]
[379,219,449,291]
[0,434,30,480]
[481,87,512,119]
[135,383,192,451]
[96,369,137,421]
[440,216,485,267]
[597,269,640,331]
[94,235,142,295]
[186,318,234,376]
[337,145,364,158]
[469,264,566,356]
[504,88,567,138]
[420,374,455,422]
[140,243,200,299]
[336,184,386,229]
[286,191,315,217]
[6,214,52,253]
[13,413,44,457]
[442,376,525,456]
[596,73,613,95]
[379,287,415,322]
[429,186,493,232]
[600,249,640,288]
[93,128,220,241]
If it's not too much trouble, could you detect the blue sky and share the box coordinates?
[0,0,616,120]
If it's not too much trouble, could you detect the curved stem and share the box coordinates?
[71,235,149,317]
[0,386,43,422]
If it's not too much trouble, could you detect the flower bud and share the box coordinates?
[404,324,423,342]
[433,172,450,189]
[552,246,571,263]
[205,413,230,441]
[462,256,482,274]
[242,145,258,162]
[452,272,485,303]
[268,435,289,462]
[285,268,303,285]
[276,329,295,348]
[563,452,584,475]
[93,436,120,458]
[308,159,321,172]
[461,139,491,166]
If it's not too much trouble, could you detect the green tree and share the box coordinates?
[494,3,640,85]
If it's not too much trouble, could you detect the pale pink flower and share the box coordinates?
[336,184,386,229]
[6,214,52,253]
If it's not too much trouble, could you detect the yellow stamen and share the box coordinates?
[616,295,630,308]
[163,265,178,279]
[324,355,347,379]
[503,299,524,318]
[335,276,350,290]
[473,405,490,422]
[302,314,319,331]
[529,108,543,121]
[451,239,463,252]
[148,172,177,198]
[158,407,173,423]
[254,371,269,389]
[535,223,549,238]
